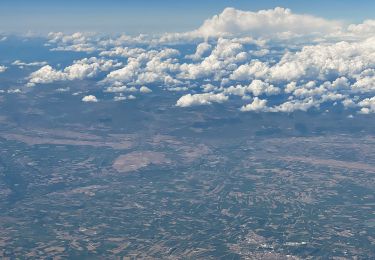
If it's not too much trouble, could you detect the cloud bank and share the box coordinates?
[191,7,342,39]
[22,7,375,114]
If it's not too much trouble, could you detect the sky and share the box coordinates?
[1,0,375,34]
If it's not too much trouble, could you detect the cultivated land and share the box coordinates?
[0,96,374,259]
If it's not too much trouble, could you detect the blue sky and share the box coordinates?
[1,0,374,34]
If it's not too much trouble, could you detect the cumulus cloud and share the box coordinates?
[247,80,280,96]
[187,7,341,39]
[82,95,98,102]
[27,57,122,86]
[230,37,375,85]
[176,92,228,107]
[358,96,375,114]
[224,80,279,97]
[230,60,269,81]
[201,83,217,93]
[140,86,152,93]
[270,98,319,112]
[240,97,268,112]
[342,98,356,108]
[103,48,181,86]
[15,7,375,114]
[104,83,137,93]
[347,20,375,38]
[47,32,98,52]
[27,65,66,86]
[186,42,212,60]
[178,38,247,80]
[100,47,146,58]
[0,65,7,73]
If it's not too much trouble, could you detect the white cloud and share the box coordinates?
[342,98,356,108]
[27,57,122,86]
[176,92,228,107]
[140,86,152,93]
[64,57,121,79]
[285,82,297,93]
[201,83,217,92]
[114,94,127,101]
[82,95,98,102]
[12,60,48,67]
[104,84,137,93]
[17,9,375,114]
[56,87,70,92]
[186,42,212,60]
[347,20,375,38]
[178,38,246,80]
[270,38,375,82]
[100,47,145,58]
[189,7,341,39]
[0,65,7,73]
[247,80,280,96]
[358,96,375,114]
[240,97,268,112]
[7,88,22,94]
[352,69,375,93]
[47,32,98,52]
[165,86,188,92]
[230,60,269,81]
[269,98,319,112]
[105,59,140,82]
[229,37,375,101]
[27,65,65,86]
[104,48,181,86]
[224,80,279,97]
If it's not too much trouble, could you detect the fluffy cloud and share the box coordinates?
[82,95,98,102]
[0,65,7,72]
[352,69,375,93]
[15,8,375,114]
[230,60,269,81]
[104,48,181,86]
[230,37,375,85]
[347,20,375,38]
[189,7,341,39]
[240,97,268,112]
[358,96,375,114]
[47,32,98,52]
[104,83,137,93]
[100,47,146,58]
[27,57,122,86]
[186,42,212,60]
[269,98,319,112]
[178,38,247,80]
[176,92,228,107]
[225,80,280,97]
[140,86,152,93]
[27,65,65,86]
[247,80,280,96]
